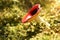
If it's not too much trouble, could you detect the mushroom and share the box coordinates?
[22,4,50,29]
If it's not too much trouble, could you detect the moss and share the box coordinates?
[0,0,60,40]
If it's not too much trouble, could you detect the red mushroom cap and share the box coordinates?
[22,4,41,23]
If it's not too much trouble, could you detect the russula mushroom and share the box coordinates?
[22,4,50,29]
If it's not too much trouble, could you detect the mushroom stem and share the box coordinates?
[35,16,50,29]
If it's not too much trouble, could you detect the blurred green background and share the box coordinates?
[0,0,60,40]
